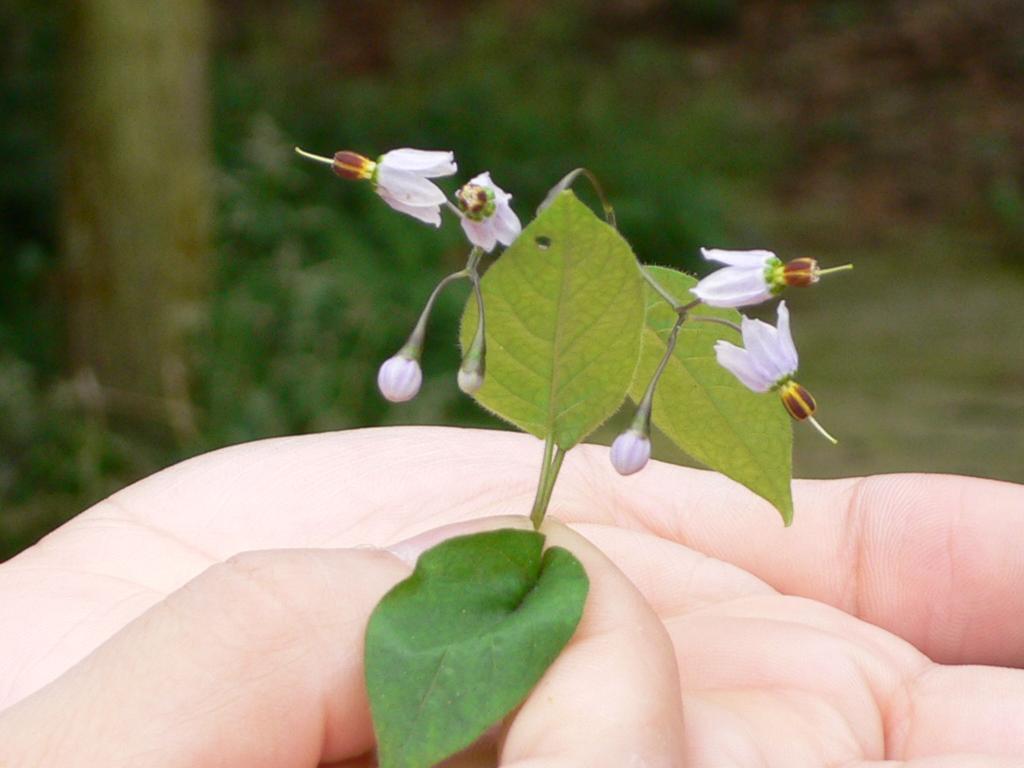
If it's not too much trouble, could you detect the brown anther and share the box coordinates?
[332,151,375,181]
[779,380,817,420]
[457,184,489,214]
[782,258,819,287]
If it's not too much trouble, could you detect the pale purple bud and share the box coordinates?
[377,355,422,403]
[609,429,651,476]
[457,367,484,395]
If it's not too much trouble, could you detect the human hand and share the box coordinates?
[1,427,1023,766]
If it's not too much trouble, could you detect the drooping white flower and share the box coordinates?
[714,300,798,392]
[714,301,836,442]
[377,355,423,403]
[455,172,521,252]
[691,248,780,308]
[296,147,457,227]
[609,429,651,476]
[373,149,457,227]
[691,247,853,308]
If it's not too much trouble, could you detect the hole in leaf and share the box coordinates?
[535,236,552,250]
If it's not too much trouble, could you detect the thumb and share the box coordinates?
[0,548,409,767]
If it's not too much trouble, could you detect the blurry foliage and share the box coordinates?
[988,177,1024,262]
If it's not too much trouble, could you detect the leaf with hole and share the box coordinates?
[365,528,588,768]
[461,191,645,450]
[633,266,794,522]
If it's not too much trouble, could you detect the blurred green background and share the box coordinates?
[1,0,1022,560]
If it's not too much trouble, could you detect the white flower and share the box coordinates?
[456,172,521,252]
[377,355,423,402]
[295,146,456,226]
[609,429,651,476]
[714,300,798,393]
[374,149,457,227]
[713,301,835,442]
[691,248,781,308]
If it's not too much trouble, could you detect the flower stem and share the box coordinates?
[466,246,485,358]
[634,314,685,428]
[530,435,566,530]
[538,167,616,227]
[689,315,742,334]
[401,269,468,357]
[640,268,684,309]
[465,246,483,272]
[445,199,465,220]
[463,251,487,375]
[294,147,334,166]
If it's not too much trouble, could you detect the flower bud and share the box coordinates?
[332,151,376,181]
[778,379,816,420]
[377,355,422,403]
[609,429,651,476]
[457,367,484,395]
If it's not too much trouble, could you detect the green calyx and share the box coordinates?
[765,256,786,295]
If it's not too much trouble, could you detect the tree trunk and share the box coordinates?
[63,0,211,439]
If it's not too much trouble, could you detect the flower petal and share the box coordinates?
[376,165,447,205]
[691,265,773,308]
[380,148,457,177]
[775,300,799,372]
[461,217,498,252]
[467,171,494,188]
[741,315,793,383]
[701,248,776,269]
[714,340,775,392]
[376,189,442,226]
[492,203,522,245]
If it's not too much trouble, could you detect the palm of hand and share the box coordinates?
[2,428,1023,767]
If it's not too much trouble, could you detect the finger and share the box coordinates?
[566,522,775,617]
[890,664,1024,760]
[0,548,410,766]
[581,456,1024,667]
[850,758,1024,767]
[499,519,686,766]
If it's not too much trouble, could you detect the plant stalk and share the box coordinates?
[401,269,468,356]
[529,435,566,529]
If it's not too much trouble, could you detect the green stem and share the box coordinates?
[689,315,742,334]
[529,435,566,529]
[465,246,484,272]
[640,268,683,309]
[401,269,468,356]
[633,314,685,431]
[462,246,486,367]
[539,167,616,227]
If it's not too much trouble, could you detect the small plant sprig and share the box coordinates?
[296,144,852,768]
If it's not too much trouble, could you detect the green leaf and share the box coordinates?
[633,266,794,523]
[461,191,644,451]
[366,529,588,768]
